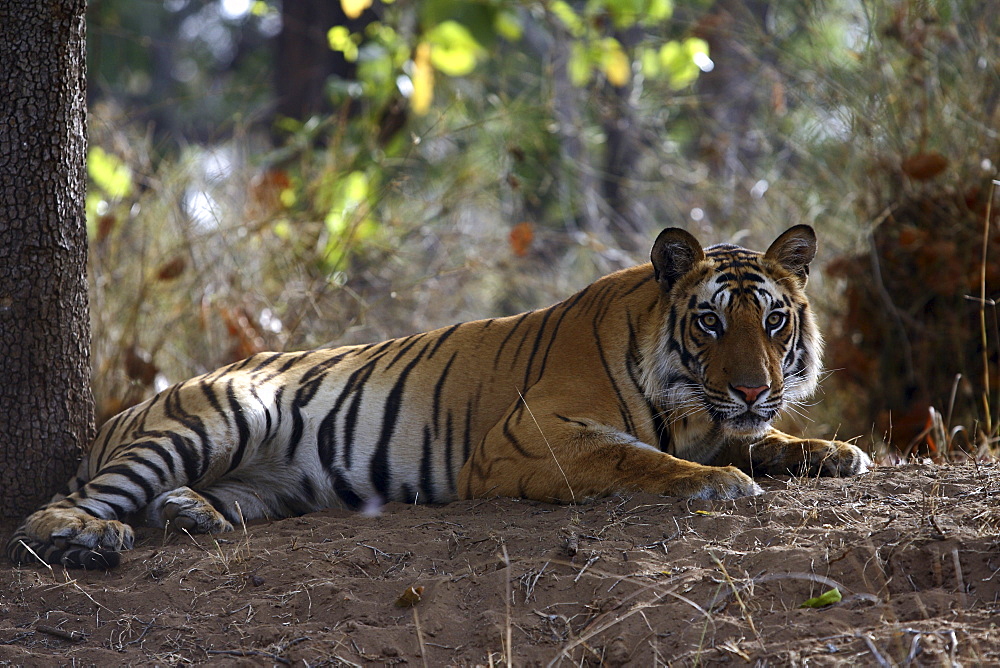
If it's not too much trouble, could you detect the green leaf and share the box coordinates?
[568,41,592,87]
[639,46,660,78]
[426,20,483,77]
[659,37,710,90]
[88,146,132,200]
[800,588,842,608]
[598,37,630,87]
[420,0,497,49]
[495,10,522,42]
[323,171,379,269]
[340,0,373,20]
[327,26,360,63]
[551,1,584,37]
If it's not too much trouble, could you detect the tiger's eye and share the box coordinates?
[698,313,720,333]
[766,312,785,328]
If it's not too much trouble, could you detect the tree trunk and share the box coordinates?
[275,0,376,123]
[0,0,93,519]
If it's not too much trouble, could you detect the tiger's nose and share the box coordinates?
[733,384,769,405]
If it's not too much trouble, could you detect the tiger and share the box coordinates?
[7,224,871,569]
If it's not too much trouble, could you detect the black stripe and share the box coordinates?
[502,413,544,460]
[493,312,531,366]
[383,333,426,371]
[333,471,364,509]
[554,413,588,428]
[341,362,378,468]
[444,410,456,493]
[520,307,555,388]
[431,352,459,439]
[619,272,655,298]
[163,385,213,482]
[316,356,377,471]
[87,482,142,511]
[286,363,336,463]
[591,318,635,434]
[369,341,433,498]
[245,351,285,374]
[250,384,272,442]
[462,399,473,463]
[400,483,416,503]
[224,380,252,474]
[121,450,169,486]
[199,379,229,423]
[427,323,461,359]
[419,425,434,503]
[98,463,157,504]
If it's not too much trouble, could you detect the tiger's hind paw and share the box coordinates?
[153,487,235,535]
[10,507,134,568]
[24,508,135,552]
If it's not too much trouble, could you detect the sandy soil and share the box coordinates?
[2,462,999,666]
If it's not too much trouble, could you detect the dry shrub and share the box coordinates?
[826,187,999,456]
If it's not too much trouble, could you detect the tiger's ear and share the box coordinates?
[764,224,816,285]
[650,228,706,292]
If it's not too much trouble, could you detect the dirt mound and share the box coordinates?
[3,462,999,665]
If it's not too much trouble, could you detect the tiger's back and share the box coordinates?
[8,225,871,569]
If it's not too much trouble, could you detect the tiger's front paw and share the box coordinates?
[753,437,872,477]
[671,465,764,501]
[815,440,872,476]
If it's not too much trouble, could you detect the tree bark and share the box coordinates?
[0,0,93,518]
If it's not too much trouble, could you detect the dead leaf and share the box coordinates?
[156,256,186,281]
[509,222,534,257]
[96,213,116,243]
[395,585,424,608]
[124,344,158,386]
[901,152,948,180]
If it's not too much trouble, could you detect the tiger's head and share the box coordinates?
[644,225,822,438]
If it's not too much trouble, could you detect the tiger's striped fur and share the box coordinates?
[8,225,870,569]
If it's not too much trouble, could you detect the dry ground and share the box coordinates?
[2,462,1000,666]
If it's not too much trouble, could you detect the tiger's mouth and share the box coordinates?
[707,404,778,436]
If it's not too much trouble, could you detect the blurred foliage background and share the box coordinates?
[86,0,999,459]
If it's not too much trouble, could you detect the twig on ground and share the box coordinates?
[952,548,968,608]
[501,543,513,668]
[858,633,892,668]
[573,554,600,583]
[206,648,291,665]
[710,554,762,648]
[413,607,429,668]
[35,624,86,642]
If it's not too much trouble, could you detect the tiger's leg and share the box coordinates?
[7,454,134,569]
[458,410,763,503]
[721,428,872,477]
[11,435,229,567]
[144,475,309,532]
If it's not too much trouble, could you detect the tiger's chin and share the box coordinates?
[720,412,773,438]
